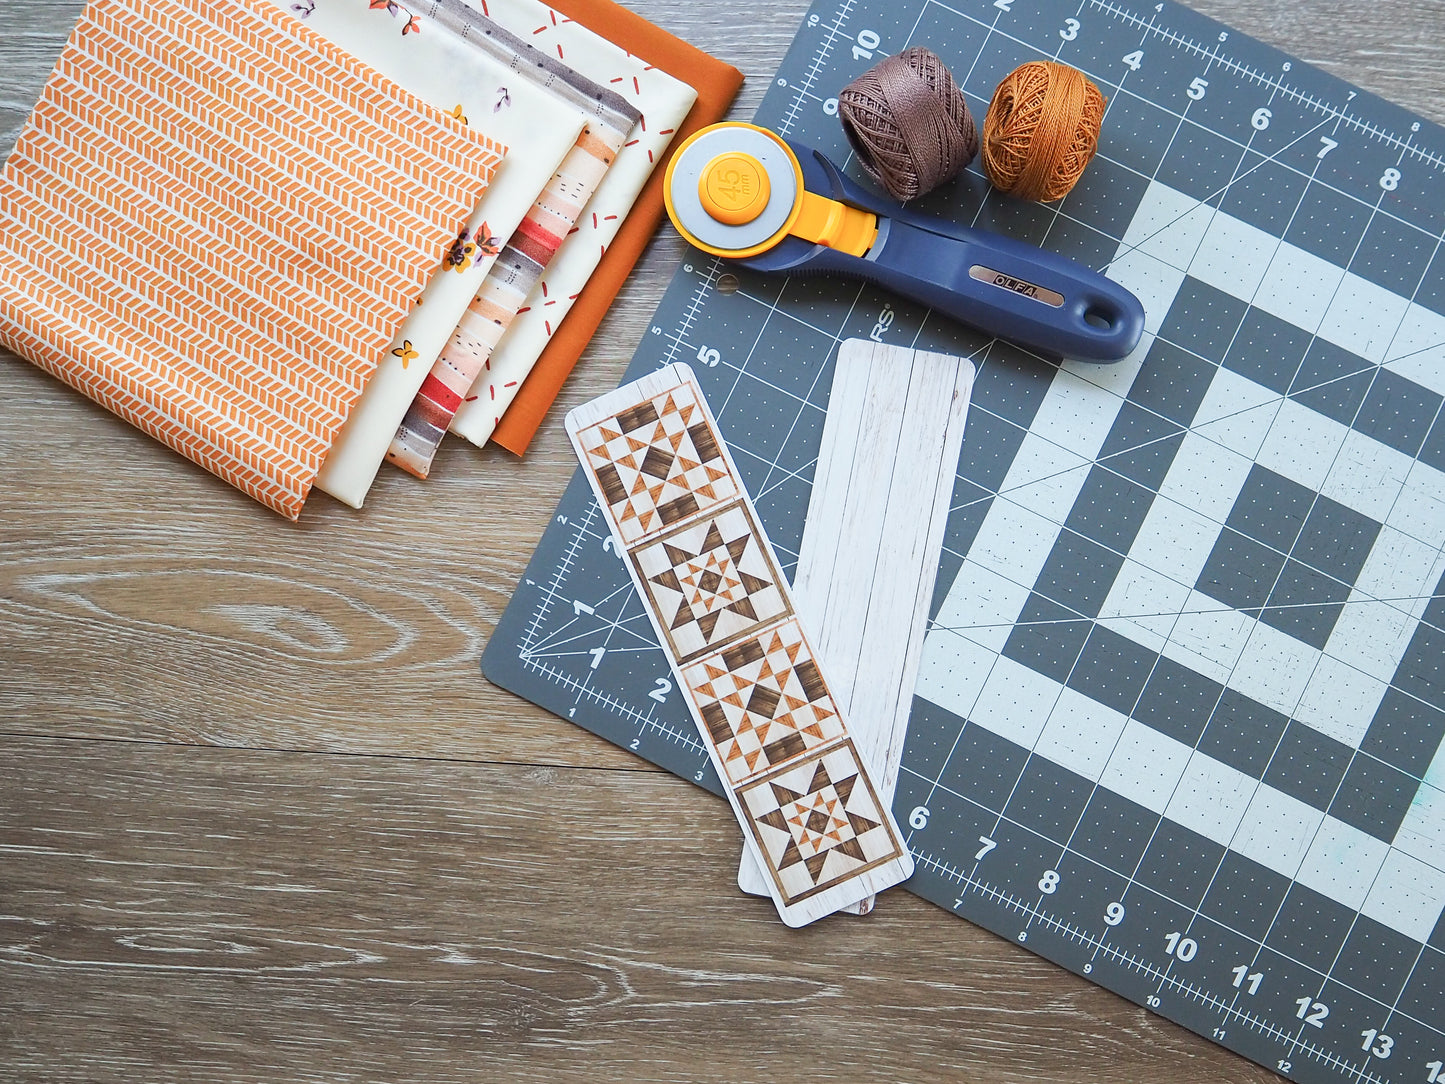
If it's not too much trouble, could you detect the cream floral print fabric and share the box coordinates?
[384,4,640,478]
[446,0,697,451]
[273,0,588,507]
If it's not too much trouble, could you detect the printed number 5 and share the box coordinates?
[696,345,720,367]
[1187,77,1208,100]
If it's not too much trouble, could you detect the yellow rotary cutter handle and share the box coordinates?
[662,122,1144,362]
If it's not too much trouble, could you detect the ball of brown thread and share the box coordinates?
[982,61,1106,202]
[837,46,979,202]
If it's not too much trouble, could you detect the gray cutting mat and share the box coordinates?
[482,1,1445,1080]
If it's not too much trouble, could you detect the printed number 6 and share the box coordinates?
[909,806,930,829]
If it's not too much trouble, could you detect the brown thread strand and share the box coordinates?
[837,46,978,202]
[982,61,1105,202]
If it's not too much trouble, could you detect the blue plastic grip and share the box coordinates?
[738,144,1145,363]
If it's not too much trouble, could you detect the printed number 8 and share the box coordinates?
[1381,168,1401,192]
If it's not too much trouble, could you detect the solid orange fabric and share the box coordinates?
[489,0,743,456]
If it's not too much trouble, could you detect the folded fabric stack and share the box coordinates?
[0,0,743,518]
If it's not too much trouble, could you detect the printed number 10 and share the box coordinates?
[852,29,881,61]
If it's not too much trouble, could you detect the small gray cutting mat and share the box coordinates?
[483,2,1445,1081]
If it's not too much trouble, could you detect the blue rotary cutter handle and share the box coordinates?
[662,122,1145,363]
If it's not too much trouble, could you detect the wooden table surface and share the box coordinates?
[2,1,1442,1080]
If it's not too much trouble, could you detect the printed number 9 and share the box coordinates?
[1105,902,1126,926]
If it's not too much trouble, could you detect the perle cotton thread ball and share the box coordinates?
[836,46,980,202]
[982,60,1106,202]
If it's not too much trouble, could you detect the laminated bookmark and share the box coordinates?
[450,0,697,450]
[735,340,975,913]
[384,7,641,479]
[567,363,914,927]
[277,0,587,507]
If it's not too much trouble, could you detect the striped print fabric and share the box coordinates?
[384,4,639,479]
[0,0,504,518]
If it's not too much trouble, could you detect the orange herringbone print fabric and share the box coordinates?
[0,0,505,518]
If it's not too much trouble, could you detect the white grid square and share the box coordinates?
[1326,593,1426,684]
[1254,243,1345,332]
[1295,816,1389,911]
[1231,622,1319,719]
[931,558,1034,654]
[1256,398,1349,493]
[965,500,1060,587]
[1110,247,1188,337]
[1098,559,1194,653]
[969,654,1062,750]
[1191,368,1281,460]
[1166,592,1255,685]
[1125,496,1223,588]
[1355,526,1442,606]
[1361,848,1445,942]
[1389,461,1445,545]
[1027,368,1129,462]
[1121,182,1212,272]
[916,628,994,719]
[1165,753,1256,843]
[1034,686,1129,780]
[1232,787,1325,878]
[1188,209,1275,302]
[1394,781,1445,872]
[1294,655,1390,748]
[1158,431,1255,525]
[1320,272,1412,363]
[1384,303,1445,397]
[1004,432,1095,524]
[1100,718,1191,814]
[1321,427,1418,523]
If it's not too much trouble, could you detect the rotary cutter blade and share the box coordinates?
[663,122,1145,363]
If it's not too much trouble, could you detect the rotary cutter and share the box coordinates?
[663,123,1145,362]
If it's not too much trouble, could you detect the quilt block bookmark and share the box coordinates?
[566,363,915,927]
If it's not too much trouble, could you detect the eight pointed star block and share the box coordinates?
[739,743,904,906]
[577,384,738,545]
[632,502,790,660]
[681,620,846,784]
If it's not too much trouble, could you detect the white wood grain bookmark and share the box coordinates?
[737,339,975,914]
[567,362,915,927]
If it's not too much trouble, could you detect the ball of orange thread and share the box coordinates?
[982,61,1106,202]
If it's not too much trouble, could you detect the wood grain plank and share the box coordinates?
[0,735,1278,1084]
